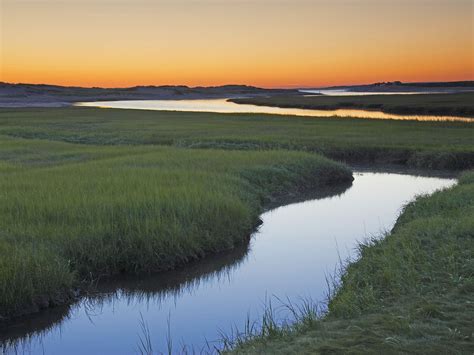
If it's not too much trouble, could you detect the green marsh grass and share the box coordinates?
[0,135,351,319]
[1,107,474,169]
[0,106,472,353]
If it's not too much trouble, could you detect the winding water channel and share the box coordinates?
[76,99,472,122]
[1,171,455,354]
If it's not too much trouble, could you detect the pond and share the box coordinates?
[0,171,456,354]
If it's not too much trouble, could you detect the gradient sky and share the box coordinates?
[1,0,473,88]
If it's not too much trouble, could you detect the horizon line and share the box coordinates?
[2,79,474,91]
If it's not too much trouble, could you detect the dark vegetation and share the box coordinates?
[0,82,296,107]
[317,80,474,92]
[230,92,474,118]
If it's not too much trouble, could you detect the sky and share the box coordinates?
[1,0,473,88]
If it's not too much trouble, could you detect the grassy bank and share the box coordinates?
[230,92,474,118]
[0,106,472,323]
[0,135,351,319]
[1,107,474,169]
[229,171,474,354]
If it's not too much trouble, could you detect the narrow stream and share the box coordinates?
[0,172,456,354]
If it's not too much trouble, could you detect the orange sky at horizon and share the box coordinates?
[1,0,473,88]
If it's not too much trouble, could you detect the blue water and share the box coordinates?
[1,172,455,354]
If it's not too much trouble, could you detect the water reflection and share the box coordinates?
[0,172,455,354]
[0,182,351,353]
[76,98,472,122]
[298,89,469,96]
[0,243,251,350]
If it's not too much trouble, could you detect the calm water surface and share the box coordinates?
[76,99,472,122]
[1,172,456,354]
[298,89,470,96]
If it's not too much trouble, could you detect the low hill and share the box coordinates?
[0,82,297,108]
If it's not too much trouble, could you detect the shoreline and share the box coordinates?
[229,171,473,353]
[229,93,474,119]
[0,165,353,325]
[0,164,456,330]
